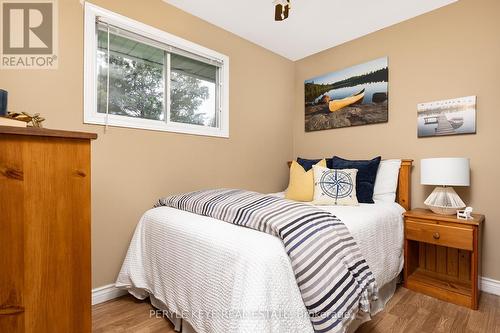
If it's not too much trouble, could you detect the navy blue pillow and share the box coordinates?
[331,156,381,204]
[297,157,333,171]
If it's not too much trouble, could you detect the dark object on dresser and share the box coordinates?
[0,90,7,116]
[0,126,97,332]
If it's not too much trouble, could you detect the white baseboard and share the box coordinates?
[92,284,127,305]
[480,276,500,296]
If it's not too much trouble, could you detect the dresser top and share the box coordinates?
[405,208,484,226]
[0,125,97,140]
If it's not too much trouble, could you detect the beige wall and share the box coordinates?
[0,0,294,287]
[2,0,499,288]
[293,0,500,280]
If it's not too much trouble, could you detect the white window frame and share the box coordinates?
[84,3,229,138]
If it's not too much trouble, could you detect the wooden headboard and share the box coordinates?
[397,159,413,210]
[287,159,413,210]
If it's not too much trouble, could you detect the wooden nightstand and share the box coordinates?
[403,208,484,309]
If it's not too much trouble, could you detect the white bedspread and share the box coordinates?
[116,195,405,333]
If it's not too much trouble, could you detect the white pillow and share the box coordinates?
[373,159,402,203]
[312,165,359,206]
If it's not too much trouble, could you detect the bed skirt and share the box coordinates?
[125,275,400,333]
[347,276,400,333]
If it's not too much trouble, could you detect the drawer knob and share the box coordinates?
[433,232,440,240]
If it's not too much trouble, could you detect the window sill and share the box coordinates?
[84,114,229,138]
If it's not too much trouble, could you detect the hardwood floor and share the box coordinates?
[358,288,500,333]
[92,287,500,332]
[92,296,175,333]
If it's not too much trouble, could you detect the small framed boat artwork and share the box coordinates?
[304,57,389,132]
[417,96,477,138]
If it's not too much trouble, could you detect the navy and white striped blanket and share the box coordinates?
[155,189,378,333]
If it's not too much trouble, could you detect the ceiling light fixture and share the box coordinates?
[274,0,290,21]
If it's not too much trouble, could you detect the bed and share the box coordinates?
[116,160,413,333]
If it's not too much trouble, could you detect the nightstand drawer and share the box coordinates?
[405,220,473,250]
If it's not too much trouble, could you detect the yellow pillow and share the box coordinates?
[285,159,327,202]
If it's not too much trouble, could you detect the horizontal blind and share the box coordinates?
[96,17,224,68]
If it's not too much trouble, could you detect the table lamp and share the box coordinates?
[421,158,470,215]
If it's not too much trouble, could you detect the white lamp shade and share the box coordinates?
[420,158,470,186]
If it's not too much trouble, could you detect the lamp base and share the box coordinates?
[424,186,466,215]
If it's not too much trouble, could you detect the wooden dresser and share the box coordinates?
[404,208,484,309]
[0,126,97,332]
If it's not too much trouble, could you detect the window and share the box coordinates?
[84,3,229,137]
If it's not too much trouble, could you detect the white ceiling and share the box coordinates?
[164,0,457,61]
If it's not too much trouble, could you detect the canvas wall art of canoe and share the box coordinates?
[304,57,389,132]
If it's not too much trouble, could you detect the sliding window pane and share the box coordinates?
[170,54,217,127]
[97,28,165,120]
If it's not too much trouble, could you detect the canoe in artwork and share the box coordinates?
[328,89,365,112]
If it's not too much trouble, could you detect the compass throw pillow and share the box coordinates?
[312,165,359,206]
